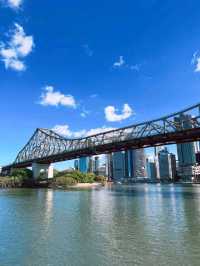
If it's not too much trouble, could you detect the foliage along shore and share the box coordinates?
[0,168,106,189]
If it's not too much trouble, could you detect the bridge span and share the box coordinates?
[2,103,200,178]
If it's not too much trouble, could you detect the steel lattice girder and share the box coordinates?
[7,102,200,168]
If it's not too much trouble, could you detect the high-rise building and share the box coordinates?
[107,154,113,180]
[106,149,147,181]
[94,156,100,175]
[79,157,90,173]
[112,151,125,181]
[156,148,176,180]
[124,150,134,179]
[132,149,147,178]
[175,114,196,180]
[146,158,157,180]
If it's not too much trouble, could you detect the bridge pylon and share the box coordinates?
[32,163,54,179]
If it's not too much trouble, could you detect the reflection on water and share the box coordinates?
[44,189,53,225]
[1,185,200,265]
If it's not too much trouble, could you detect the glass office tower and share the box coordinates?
[175,114,196,180]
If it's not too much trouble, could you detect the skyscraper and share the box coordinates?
[175,114,196,180]
[94,156,100,175]
[132,149,147,178]
[146,158,157,180]
[156,147,176,180]
[112,151,125,181]
[106,154,113,180]
[124,150,134,179]
[78,157,90,173]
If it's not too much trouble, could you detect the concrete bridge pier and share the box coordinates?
[32,163,54,179]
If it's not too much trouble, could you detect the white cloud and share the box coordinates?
[40,86,77,108]
[0,23,34,71]
[80,107,90,118]
[80,111,89,118]
[192,51,200,72]
[86,126,115,136]
[105,103,133,122]
[52,125,115,138]
[113,56,125,68]
[1,0,22,9]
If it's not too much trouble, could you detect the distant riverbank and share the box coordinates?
[0,168,106,189]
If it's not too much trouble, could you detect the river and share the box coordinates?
[0,184,200,266]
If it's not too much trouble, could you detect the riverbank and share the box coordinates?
[0,169,107,189]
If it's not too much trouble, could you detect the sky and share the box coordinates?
[1,0,200,167]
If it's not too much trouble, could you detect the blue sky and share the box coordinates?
[1,0,200,166]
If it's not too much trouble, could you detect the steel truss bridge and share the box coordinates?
[2,103,200,172]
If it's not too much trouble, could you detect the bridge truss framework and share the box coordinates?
[3,103,200,170]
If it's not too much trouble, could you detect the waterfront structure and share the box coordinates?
[156,148,176,180]
[32,163,54,179]
[3,103,200,178]
[175,114,196,180]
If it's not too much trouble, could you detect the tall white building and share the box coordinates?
[156,148,176,180]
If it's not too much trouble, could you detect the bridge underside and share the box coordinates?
[3,127,200,171]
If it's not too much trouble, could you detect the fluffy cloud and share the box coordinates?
[113,56,125,68]
[192,51,200,72]
[105,103,133,122]
[40,86,77,108]
[0,23,34,71]
[1,0,22,9]
[52,125,115,138]
[9,0,22,7]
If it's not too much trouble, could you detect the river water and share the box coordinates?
[1,184,200,266]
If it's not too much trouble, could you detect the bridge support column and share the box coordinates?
[32,163,53,179]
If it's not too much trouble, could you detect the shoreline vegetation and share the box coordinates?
[0,168,106,189]
[0,168,199,189]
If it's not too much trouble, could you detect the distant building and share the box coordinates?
[132,149,147,178]
[175,114,196,180]
[74,159,79,170]
[146,158,157,180]
[124,150,134,179]
[156,148,176,180]
[107,154,113,180]
[94,156,100,175]
[98,164,107,176]
[106,149,147,181]
[112,151,125,181]
[78,157,90,173]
